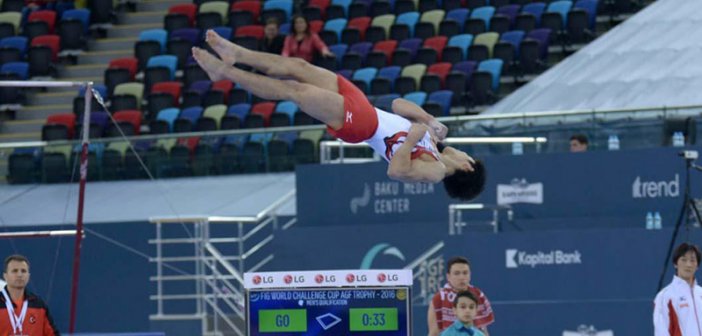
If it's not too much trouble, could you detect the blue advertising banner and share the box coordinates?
[269,224,698,336]
[296,146,702,229]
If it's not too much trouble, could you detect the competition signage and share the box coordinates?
[244,270,412,289]
[245,270,412,336]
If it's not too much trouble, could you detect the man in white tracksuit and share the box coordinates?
[654,242,702,335]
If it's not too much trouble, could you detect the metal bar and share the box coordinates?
[156,222,163,315]
[405,241,445,271]
[241,218,272,242]
[0,80,87,87]
[247,254,274,273]
[149,314,205,321]
[149,275,242,281]
[205,243,244,284]
[241,235,274,260]
[150,294,241,301]
[281,217,297,230]
[69,81,93,334]
[148,256,213,262]
[0,230,77,239]
[148,238,206,244]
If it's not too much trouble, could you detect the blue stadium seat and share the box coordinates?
[349,41,373,60]
[374,93,400,111]
[470,6,495,30]
[377,65,402,82]
[0,36,27,57]
[574,0,598,30]
[146,55,178,80]
[212,26,232,40]
[324,18,348,41]
[352,67,378,87]
[547,1,572,25]
[403,91,426,106]
[445,8,469,31]
[170,28,200,45]
[331,0,353,16]
[1,62,28,79]
[180,106,203,123]
[263,0,293,19]
[227,103,251,121]
[61,9,91,34]
[139,29,168,53]
[328,43,348,67]
[275,101,298,120]
[250,132,274,144]
[522,2,546,25]
[395,11,420,36]
[447,34,473,59]
[157,107,180,132]
[477,58,503,91]
[79,84,108,101]
[500,30,525,54]
[398,38,422,58]
[426,90,452,115]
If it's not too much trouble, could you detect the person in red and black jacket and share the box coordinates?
[1,254,60,336]
[282,15,334,63]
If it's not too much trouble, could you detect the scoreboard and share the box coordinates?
[244,270,412,336]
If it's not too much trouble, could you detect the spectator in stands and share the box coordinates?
[1,254,60,335]
[428,257,494,336]
[192,31,486,200]
[654,242,702,335]
[259,18,285,55]
[569,134,589,152]
[440,290,485,336]
[282,15,334,62]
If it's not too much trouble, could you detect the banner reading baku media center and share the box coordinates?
[296,146,702,227]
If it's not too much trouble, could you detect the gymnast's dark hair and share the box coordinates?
[443,160,486,201]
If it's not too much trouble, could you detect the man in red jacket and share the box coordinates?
[1,255,60,336]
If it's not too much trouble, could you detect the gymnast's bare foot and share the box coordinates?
[191,47,228,82]
[205,30,240,66]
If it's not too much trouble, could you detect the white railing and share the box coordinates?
[148,191,295,336]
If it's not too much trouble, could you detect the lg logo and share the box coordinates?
[283,275,305,284]
[346,273,368,283]
[315,274,336,284]
[252,275,274,285]
[377,273,399,283]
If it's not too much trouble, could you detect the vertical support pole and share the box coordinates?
[69,82,93,334]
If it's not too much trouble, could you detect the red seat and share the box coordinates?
[231,1,262,22]
[151,81,183,102]
[168,4,197,26]
[112,110,142,135]
[178,136,200,152]
[427,62,452,86]
[108,57,138,80]
[211,80,233,104]
[308,0,330,16]
[46,113,76,139]
[28,10,56,34]
[309,20,324,34]
[250,102,276,126]
[423,36,448,61]
[235,25,264,39]
[31,35,60,61]
[373,40,398,62]
[347,17,371,40]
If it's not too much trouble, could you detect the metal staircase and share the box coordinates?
[148,190,295,336]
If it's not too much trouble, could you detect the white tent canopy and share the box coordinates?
[484,0,702,115]
[0,174,296,226]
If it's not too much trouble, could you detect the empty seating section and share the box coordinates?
[4,0,645,182]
